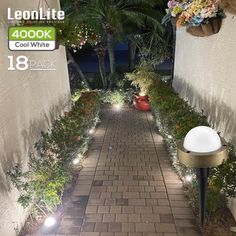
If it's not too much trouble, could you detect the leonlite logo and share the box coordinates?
[7,7,65,51]
[7,7,65,21]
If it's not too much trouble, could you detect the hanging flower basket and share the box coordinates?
[201,23,215,36]
[187,17,222,37]
[163,0,225,36]
[187,26,205,37]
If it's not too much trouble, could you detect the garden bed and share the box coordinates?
[148,79,236,235]
[8,91,101,236]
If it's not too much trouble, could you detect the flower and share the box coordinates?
[172,5,183,16]
[168,0,179,8]
[164,0,222,27]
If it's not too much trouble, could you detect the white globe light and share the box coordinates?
[183,126,221,153]
[44,216,56,227]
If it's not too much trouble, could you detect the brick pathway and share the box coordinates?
[54,108,202,236]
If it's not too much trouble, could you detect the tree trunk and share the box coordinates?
[107,33,116,75]
[66,48,91,89]
[128,40,137,71]
[95,46,107,89]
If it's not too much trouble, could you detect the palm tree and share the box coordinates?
[62,0,165,75]
[94,43,108,89]
[66,49,91,89]
[136,21,173,67]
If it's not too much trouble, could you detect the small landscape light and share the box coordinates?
[73,158,80,165]
[44,216,56,227]
[113,104,121,111]
[185,175,193,182]
[139,92,146,96]
[89,128,95,134]
[177,126,228,226]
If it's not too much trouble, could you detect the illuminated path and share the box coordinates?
[55,108,202,236]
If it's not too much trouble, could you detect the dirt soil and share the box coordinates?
[199,208,236,236]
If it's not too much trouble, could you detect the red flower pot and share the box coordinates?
[133,95,150,111]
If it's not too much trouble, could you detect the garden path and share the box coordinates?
[41,108,202,236]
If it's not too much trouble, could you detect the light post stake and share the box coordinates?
[199,167,209,226]
[177,126,228,226]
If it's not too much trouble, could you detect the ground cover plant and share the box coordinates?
[7,91,100,234]
[148,78,236,231]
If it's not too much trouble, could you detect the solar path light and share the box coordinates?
[177,126,228,226]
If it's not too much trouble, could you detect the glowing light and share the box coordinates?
[73,158,80,165]
[44,217,56,227]
[139,92,146,96]
[183,126,221,153]
[230,227,236,233]
[113,104,121,111]
[89,128,95,134]
[185,175,193,182]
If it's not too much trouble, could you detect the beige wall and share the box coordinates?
[0,1,70,235]
[173,13,236,218]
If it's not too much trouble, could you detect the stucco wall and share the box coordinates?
[173,13,236,218]
[0,1,70,235]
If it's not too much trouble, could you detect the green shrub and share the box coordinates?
[149,78,236,215]
[71,89,82,103]
[100,90,126,106]
[125,62,161,95]
[7,91,101,220]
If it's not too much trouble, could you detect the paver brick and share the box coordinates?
[85,214,103,222]
[122,223,135,232]
[98,206,110,213]
[55,109,201,236]
[135,223,156,232]
[128,199,145,206]
[101,233,114,236]
[160,214,174,223]
[141,214,160,223]
[94,222,108,232]
[108,223,122,232]
[135,206,153,214]
[115,214,128,223]
[80,233,100,236]
[123,192,139,199]
[128,214,141,223]
[85,205,98,213]
[81,222,95,231]
[155,223,177,233]
[103,214,116,222]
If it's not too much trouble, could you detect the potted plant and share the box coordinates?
[163,0,225,37]
[125,63,158,111]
